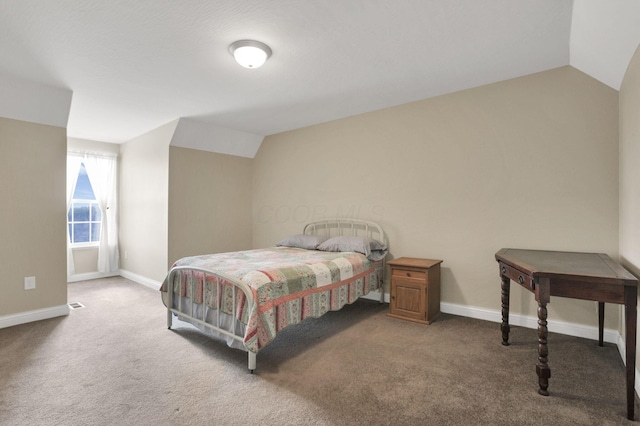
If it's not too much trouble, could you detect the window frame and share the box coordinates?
[68,197,102,248]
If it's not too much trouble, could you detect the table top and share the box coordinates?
[496,248,637,286]
[387,257,442,269]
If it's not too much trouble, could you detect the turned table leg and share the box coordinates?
[536,302,551,396]
[501,275,510,346]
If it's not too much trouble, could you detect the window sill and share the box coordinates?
[70,244,100,250]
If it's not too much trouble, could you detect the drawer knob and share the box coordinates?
[406,272,411,277]
[501,267,506,274]
[518,276,524,284]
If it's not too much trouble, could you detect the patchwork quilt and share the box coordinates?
[160,247,381,353]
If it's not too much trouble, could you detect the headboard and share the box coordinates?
[303,218,386,247]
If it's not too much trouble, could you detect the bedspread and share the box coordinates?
[161,247,381,353]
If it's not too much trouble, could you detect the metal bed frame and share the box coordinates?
[165,218,387,372]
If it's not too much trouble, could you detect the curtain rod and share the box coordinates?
[67,150,118,159]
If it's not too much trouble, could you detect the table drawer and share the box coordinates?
[392,268,427,280]
[499,262,535,291]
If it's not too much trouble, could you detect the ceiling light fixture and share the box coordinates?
[229,40,272,69]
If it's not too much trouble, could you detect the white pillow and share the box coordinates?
[276,234,327,250]
[317,236,388,261]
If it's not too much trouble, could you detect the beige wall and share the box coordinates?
[119,120,176,282]
[0,117,67,316]
[253,66,620,327]
[620,44,640,276]
[71,247,99,275]
[119,124,254,283]
[168,147,253,265]
[619,44,640,365]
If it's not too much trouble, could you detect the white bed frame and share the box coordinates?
[166,218,387,372]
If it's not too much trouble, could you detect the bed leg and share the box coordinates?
[167,309,173,329]
[248,351,256,373]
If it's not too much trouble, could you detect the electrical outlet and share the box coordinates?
[24,276,36,290]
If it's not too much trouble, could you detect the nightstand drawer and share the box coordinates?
[391,268,426,280]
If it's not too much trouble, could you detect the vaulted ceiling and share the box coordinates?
[0,1,638,143]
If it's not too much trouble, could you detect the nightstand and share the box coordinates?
[387,257,443,324]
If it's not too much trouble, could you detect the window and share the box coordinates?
[68,163,102,245]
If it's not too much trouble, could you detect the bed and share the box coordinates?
[160,218,387,372]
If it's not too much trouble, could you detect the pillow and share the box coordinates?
[276,234,327,250]
[317,236,388,261]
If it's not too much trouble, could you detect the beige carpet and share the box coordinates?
[0,277,637,425]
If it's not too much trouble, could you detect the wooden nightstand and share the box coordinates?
[387,257,443,324]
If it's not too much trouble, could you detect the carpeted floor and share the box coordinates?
[0,277,637,425]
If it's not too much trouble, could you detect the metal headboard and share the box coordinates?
[303,218,386,247]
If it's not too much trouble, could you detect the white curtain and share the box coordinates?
[66,155,83,276]
[83,154,120,273]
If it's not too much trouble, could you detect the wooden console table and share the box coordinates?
[496,248,638,420]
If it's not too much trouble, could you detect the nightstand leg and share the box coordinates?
[537,302,550,396]
[501,276,510,345]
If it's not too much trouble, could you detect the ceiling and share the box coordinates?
[0,1,637,144]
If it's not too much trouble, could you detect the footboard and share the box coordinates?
[165,265,257,372]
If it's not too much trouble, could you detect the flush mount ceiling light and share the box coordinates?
[229,40,272,69]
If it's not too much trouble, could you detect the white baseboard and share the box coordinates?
[67,271,120,283]
[0,304,69,329]
[119,269,162,290]
[440,301,620,344]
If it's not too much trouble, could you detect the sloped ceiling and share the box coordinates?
[570,1,640,90]
[0,1,638,146]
